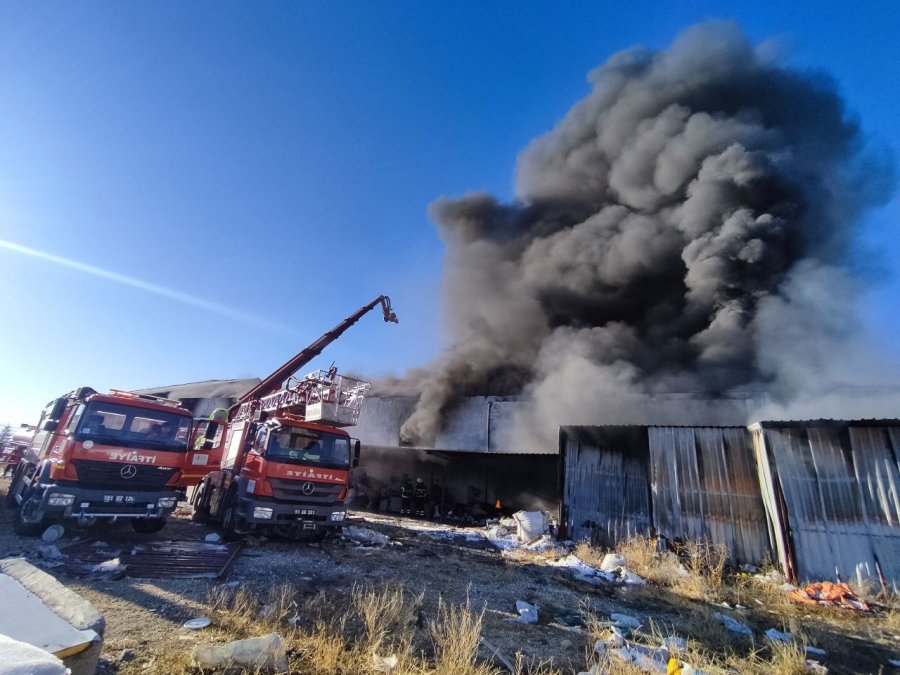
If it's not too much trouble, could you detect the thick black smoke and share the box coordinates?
[398,21,895,448]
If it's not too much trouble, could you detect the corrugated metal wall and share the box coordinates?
[560,426,769,565]
[753,421,900,586]
[648,427,770,565]
[561,427,652,548]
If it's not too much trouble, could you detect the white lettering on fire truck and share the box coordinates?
[285,469,336,481]
[109,451,158,464]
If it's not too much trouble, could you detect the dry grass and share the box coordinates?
[121,582,516,675]
[578,535,728,601]
[430,596,492,675]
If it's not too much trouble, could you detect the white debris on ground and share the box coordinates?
[512,510,551,543]
[92,557,125,574]
[373,653,399,672]
[587,621,703,675]
[342,526,389,547]
[765,627,793,643]
[610,613,642,630]
[548,553,646,586]
[600,553,626,571]
[712,612,753,636]
[193,633,288,672]
[507,600,540,624]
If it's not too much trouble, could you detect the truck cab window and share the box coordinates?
[65,405,85,435]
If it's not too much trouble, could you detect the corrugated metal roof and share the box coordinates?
[753,420,900,587]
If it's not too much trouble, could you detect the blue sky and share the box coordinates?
[1,1,898,425]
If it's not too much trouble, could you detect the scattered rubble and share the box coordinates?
[343,526,389,547]
[764,627,793,643]
[182,617,211,630]
[789,581,870,611]
[508,600,539,624]
[712,612,752,636]
[192,633,288,672]
[547,552,646,587]
[600,553,626,571]
[41,525,64,543]
[610,613,642,630]
[373,653,399,672]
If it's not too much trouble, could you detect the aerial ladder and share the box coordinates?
[190,295,398,538]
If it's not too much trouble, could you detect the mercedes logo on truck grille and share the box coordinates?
[301,481,315,495]
[120,464,138,479]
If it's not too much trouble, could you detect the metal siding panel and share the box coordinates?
[649,427,769,566]
[849,426,900,586]
[563,429,651,547]
[648,427,683,540]
[752,426,793,579]
[763,427,845,582]
[721,427,771,567]
[759,423,900,585]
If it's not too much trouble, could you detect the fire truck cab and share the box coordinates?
[192,372,364,539]
[6,387,194,535]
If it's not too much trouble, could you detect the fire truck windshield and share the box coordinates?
[265,428,350,469]
[73,402,191,452]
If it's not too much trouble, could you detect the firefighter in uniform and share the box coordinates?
[413,477,428,518]
[400,476,413,516]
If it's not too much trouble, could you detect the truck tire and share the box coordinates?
[5,464,24,507]
[13,491,45,536]
[221,489,242,539]
[190,483,210,523]
[131,518,167,534]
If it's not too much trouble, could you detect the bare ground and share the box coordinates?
[1,476,898,674]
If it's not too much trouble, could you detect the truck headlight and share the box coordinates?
[157,497,177,508]
[48,493,75,507]
[330,511,346,522]
[253,507,274,520]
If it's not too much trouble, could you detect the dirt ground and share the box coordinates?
[1,475,898,674]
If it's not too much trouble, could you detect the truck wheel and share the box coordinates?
[5,464,25,508]
[131,518,167,534]
[13,493,45,536]
[221,490,242,539]
[190,483,210,523]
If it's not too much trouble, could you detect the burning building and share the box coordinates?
[361,21,899,582]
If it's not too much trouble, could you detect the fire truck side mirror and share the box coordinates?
[42,419,58,432]
[352,439,361,468]
[204,421,220,442]
[48,398,67,423]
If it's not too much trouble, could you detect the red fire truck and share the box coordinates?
[6,388,194,535]
[190,295,397,539]
[2,424,36,476]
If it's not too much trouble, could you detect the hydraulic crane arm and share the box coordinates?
[231,295,398,421]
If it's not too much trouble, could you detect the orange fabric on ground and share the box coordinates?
[788,581,869,610]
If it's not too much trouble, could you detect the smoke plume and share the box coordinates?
[399,21,896,448]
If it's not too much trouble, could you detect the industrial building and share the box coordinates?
[560,420,900,588]
[133,380,900,585]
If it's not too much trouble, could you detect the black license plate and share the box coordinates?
[294,508,315,516]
